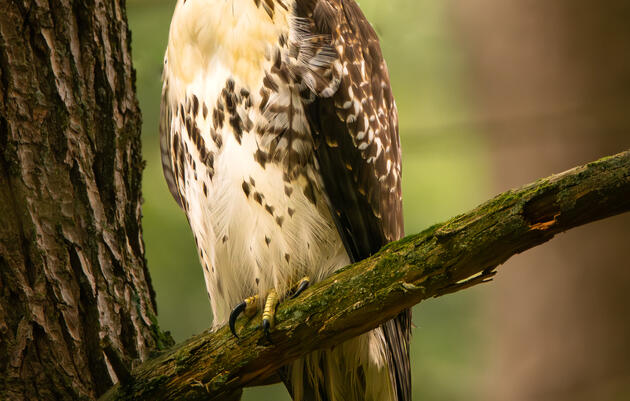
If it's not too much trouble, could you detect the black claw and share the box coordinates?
[229,301,247,338]
[290,279,310,299]
[262,319,273,344]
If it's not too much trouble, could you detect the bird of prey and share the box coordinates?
[160,1,410,400]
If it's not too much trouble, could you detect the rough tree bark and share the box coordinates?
[101,150,630,401]
[0,2,169,400]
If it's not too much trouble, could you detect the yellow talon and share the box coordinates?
[262,289,278,327]
[230,276,308,341]
[244,295,259,318]
[262,288,278,342]
[229,294,260,338]
[291,276,310,299]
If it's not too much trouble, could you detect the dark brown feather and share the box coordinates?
[294,1,410,400]
[159,78,184,209]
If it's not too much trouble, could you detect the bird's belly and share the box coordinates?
[182,104,349,327]
[166,0,349,325]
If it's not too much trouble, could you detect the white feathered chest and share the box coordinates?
[161,0,349,326]
[161,1,409,400]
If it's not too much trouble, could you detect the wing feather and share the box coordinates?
[295,1,410,400]
[159,70,184,209]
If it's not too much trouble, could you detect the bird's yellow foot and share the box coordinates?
[229,295,259,338]
[290,276,310,299]
[228,276,311,341]
[261,289,278,342]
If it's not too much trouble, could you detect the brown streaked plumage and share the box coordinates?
[160,1,409,400]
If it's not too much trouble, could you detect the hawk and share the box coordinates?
[160,1,410,400]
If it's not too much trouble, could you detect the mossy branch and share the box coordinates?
[102,150,630,401]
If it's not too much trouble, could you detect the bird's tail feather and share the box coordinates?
[281,325,405,401]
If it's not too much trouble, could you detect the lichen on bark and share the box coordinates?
[102,150,629,401]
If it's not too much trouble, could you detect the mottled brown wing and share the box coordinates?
[296,0,403,257]
[159,75,183,209]
[295,1,410,400]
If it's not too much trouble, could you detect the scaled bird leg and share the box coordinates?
[229,295,259,338]
[229,277,310,341]
[262,288,279,343]
[264,277,310,341]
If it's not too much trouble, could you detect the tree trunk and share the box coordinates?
[0,1,167,400]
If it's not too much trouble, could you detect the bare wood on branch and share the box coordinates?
[102,150,630,401]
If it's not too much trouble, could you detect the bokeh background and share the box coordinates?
[126,1,630,400]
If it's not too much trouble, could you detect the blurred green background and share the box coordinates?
[127,1,491,399]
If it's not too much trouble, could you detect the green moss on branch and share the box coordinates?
[101,150,630,401]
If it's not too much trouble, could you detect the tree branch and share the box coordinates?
[102,150,630,401]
